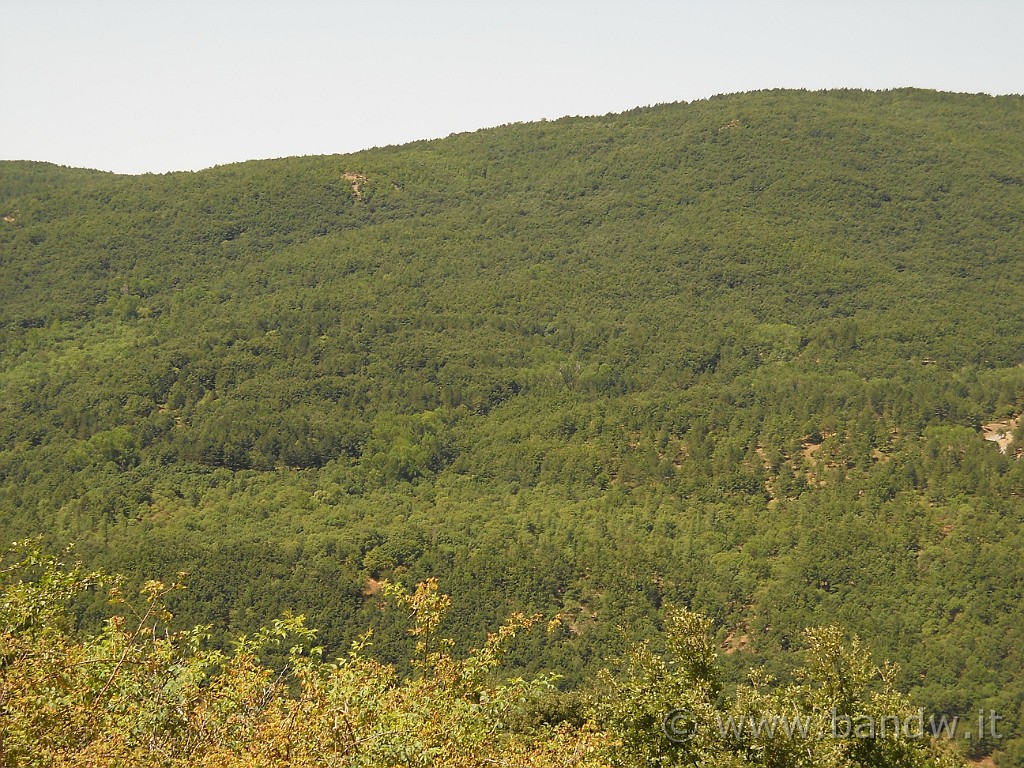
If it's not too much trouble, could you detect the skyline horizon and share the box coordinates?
[4,1,1022,175]
[7,85,1022,176]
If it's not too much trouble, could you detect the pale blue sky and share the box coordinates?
[2,1,1021,174]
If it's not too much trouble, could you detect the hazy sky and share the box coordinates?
[2,1,1022,174]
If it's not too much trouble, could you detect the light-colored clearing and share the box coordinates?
[982,416,1018,454]
[343,172,368,200]
[722,628,750,655]
[800,433,835,467]
[801,440,822,466]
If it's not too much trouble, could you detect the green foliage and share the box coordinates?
[0,545,610,767]
[594,606,964,767]
[0,548,967,766]
[1,88,1023,763]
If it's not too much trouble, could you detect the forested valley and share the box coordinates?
[2,88,1023,765]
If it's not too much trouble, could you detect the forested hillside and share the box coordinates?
[2,88,1023,764]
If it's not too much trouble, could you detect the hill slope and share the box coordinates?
[2,88,1024,763]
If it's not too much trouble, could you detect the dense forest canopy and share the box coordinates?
[1,88,1023,764]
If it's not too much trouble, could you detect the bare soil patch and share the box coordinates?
[982,416,1018,454]
[342,172,368,200]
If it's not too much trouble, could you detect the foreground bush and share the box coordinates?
[0,543,966,767]
[0,543,609,767]
[595,609,966,767]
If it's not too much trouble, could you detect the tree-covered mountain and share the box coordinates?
[2,88,1023,764]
